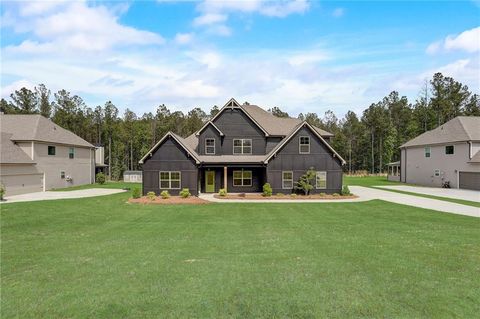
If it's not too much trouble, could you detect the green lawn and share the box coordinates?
[1,192,479,318]
[343,175,401,187]
[52,181,141,191]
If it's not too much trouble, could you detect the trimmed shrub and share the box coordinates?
[147,191,156,201]
[319,192,326,197]
[132,188,141,199]
[332,193,340,197]
[341,185,351,196]
[96,172,106,185]
[276,193,285,197]
[0,184,5,201]
[180,188,191,198]
[160,190,170,199]
[262,183,273,197]
[218,188,227,197]
[290,193,297,198]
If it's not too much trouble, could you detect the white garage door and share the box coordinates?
[459,172,480,191]
[0,173,44,196]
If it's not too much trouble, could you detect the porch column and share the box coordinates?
[224,166,228,192]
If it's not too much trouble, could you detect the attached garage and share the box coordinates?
[0,172,44,196]
[459,171,480,191]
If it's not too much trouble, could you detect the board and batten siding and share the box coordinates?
[197,125,222,155]
[142,137,198,195]
[267,126,343,194]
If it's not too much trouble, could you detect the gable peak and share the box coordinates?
[224,98,240,108]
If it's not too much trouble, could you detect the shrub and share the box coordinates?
[319,192,326,197]
[147,191,156,201]
[218,188,227,197]
[180,188,191,198]
[276,193,285,197]
[290,193,297,198]
[239,193,246,198]
[132,188,141,199]
[0,183,5,201]
[341,185,351,196]
[96,172,106,185]
[332,193,340,197]
[160,190,170,199]
[262,183,273,197]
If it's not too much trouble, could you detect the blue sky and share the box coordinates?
[1,0,479,117]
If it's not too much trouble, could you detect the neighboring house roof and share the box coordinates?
[468,151,480,164]
[0,132,35,164]
[0,114,94,148]
[401,116,480,148]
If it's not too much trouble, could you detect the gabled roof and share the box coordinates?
[139,131,200,164]
[264,121,346,165]
[0,133,36,164]
[468,150,480,164]
[0,114,94,148]
[195,121,224,137]
[401,116,480,148]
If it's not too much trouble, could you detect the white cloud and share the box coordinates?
[1,79,35,99]
[332,8,344,18]
[427,26,480,54]
[288,51,330,66]
[174,33,194,45]
[193,13,227,26]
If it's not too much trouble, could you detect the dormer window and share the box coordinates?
[205,138,215,155]
[299,136,310,154]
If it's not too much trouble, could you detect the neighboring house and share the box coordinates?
[0,114,95,196]
[95,146,108,175]
[140,98,345,195]
[124,170,142,183]
[399,116,480,190]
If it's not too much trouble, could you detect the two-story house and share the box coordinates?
[399,116,480,190]
[140,98,346,195]
[0,114,96,195]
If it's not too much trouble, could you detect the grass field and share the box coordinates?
[2,190,479,318]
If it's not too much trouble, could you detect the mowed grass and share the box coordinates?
[52,181,141,191]
[2,192,480,318]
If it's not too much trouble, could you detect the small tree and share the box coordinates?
[132,188,141,199]
[295,167,316,195]
[96,172,106,185]
[262,183,273,197]
[341,185,351,196]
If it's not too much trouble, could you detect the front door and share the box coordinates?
[205,171,215,193]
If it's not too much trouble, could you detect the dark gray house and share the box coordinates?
[140,98,346,195]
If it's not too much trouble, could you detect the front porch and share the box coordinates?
[199,165,266,193]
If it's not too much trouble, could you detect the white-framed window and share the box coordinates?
[233,170,252,186]
[315,171,327,189]
[299,136,310,154]
[205,138,215,154]
[69,147,75,159]
[61,171,65,179]
[282,171,293,189]
[434,169,440,177]
[424,146,431,158]
[445,145,454,155]
[159,171,181,189]
[233,139,252,154]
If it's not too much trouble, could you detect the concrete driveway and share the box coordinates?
[377,185,480,202]
[1,189,126,204]
[350,186,479,218]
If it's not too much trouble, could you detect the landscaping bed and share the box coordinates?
[128,195,209,205]
[214,193,358,200]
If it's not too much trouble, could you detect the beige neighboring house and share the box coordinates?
[0,114,95,196]
[399,116,480,190]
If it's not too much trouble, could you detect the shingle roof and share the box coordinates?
[0,132,35,164]
[0,114,94,148]
[469,150,480,164]
[401,116,480,148]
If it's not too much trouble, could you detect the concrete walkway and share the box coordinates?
[377,185,480,202]
[350,186,479,218]
[1,189,126,204]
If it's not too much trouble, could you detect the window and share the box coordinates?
[445,145,454,155]
[316,171,327,189]
[205,138,215,154]
[233,139,252,154]
[233,170,252,186]
[48,146,56,155]
[424,146,431,158]
[282,171,293,189]
[159,171,181,189]
[69,147,75,159]
[61,171,65,179]
[299,136,310,154]
[434,169,440,177]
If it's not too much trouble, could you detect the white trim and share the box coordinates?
[232,169,252,187]
[315,171,327,189]
[265,122,346,165]
[299,136,310,154]
[139,132,200,164]
[424,146,431,158]
[434,169,440,177]
[159,171,181,189]
[205,138,215,154]
[69,146,75,159]
[282,171,293,189]
[233,138,252,155]
[445,145,455,155]
[31,141,34,160]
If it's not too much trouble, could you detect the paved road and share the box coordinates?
[2,189,126,204]
[350,186,479,218]
[377,185,480,202]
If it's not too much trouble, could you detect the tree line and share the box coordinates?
[1,72,478,179]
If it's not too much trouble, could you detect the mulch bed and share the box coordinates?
[213,194,358,200]
[128,196,210,205]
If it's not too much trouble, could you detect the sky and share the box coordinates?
[1,0,479,117]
